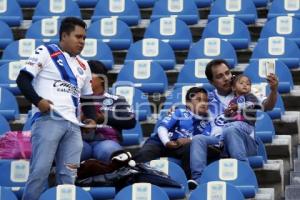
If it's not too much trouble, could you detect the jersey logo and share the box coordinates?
[57,59,64,66]
[103,98,113,106]
[77,67,84,75]
[214,114,225,126]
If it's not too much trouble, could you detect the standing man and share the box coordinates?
[16,17,96,200]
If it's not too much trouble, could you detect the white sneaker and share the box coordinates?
[188,179,198,190]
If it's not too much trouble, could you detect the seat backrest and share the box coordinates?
[0,114,10,135]
[0,187,18,200]
[0,0,23,26]
[39,185,93,200]
[91,0,141,26]
[76,0,98,8]
[186,38,237,68]
[0,160,29,187]
[144,17,192,50]
[32,0,81,22]
[17,0,39,7]
[114,183,170,200]
[0,87,20,120]
[151,0,199,25]
[125,38,176,70]
[268,0,300,20]
[254,111,275,143]
[0,20,13,49]
[134,0,156,8]
[121,121,143,146]
[201,17,250,49]
[189,181,245,200]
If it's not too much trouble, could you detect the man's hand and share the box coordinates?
[37,99,53,113]
[176,138,191,146]
[165,141,180,149]
[224,103,238,117]
[266,73,278,92]
[96,111,105,124]
[81,118,97,134]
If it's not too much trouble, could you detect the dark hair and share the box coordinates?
[205,59,230,82]
[231,74,251,87]
[59,17,86,41]
[88,60,108,76]
[185,87,207,102]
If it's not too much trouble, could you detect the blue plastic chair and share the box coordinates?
[87,18,133,50]
[0,187,18,200]
[252,0,268,7]
[268,0,300,20]
[135,0,156,8]
[121,121,143,146]
[186,38,237,68]
[91,0,141,26]
[114,183,170,200]
[0,0,23,26]
[116,61,168,94]
[189,181,245,200]
[151,0,199,25]
[202,17,250,49]
[25,18,61,44]
[0,20,13,49]
[200,159,258,198]
[254,111,275,143]
[0,114,10,135]
[32,0,81,22]
[0,39,43,66]
[144,17,192,50]
[39,185,93,200]
[125,38,176,70]
[260,16,300,47]
[248,137,268,168]
[17,0,39,7]
[250,37,300,69]
[194,0,212,8]
[208,0,257,25]
[80,39,114,70]
[0,87,20,120]
[244,59,294,93]
[111,82,152,121]
[76,0,98,8]
[0,160,29,188]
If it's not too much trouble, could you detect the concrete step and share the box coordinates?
[289,171,300,185]
[285,185,300,200]
[255,188,275,200]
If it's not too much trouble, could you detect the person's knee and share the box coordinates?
[192,135,208,145]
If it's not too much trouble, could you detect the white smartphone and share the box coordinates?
[265,61,275,77]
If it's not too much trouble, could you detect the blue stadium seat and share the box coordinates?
[244,59,294,93]
[250,37,300,69]
[0,160,29,187]
[268,0,300,20]
[17,0,39,7]
[0,39,43,66]
[135,0,156,8]
[194,0,212,8]
[80,39,114,70]
[0,20,13,49]
[125,38,176,70]
[201,17,250,49]
[208,0,257,25]
[0,187,18,200]
[144,17,192,50]
[200,159,258,198]
[81,187,115,200]
[0,114,10,135]
[32,0,81,22]
[87,18,133,50]
[151,0,199,25]
[111,83,152,121]
[0,61,25,95]
[39,185,93,200]
[248,137,268,168]
[186,38,237,68]
[114,183,170,200]
[75,0,98,8]
[91,0,141,26]
[121,121,143,146]
[149,160,188,199]
[0,0,23,26]
[189,181,245,200]
[176,60,216,90]
[254,111,275,143]
[253,0,268,7]
[116,60,168,94]
[25,18,61,44]
[260,16,300,47]
[0,87,20,120]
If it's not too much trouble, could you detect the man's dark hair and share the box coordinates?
[59,17,86,41]
[185,87,207,102]
[88,60,108,76]
[205,59,230,82]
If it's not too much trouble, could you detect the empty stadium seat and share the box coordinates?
[0,20,13,49]
[91,0,141,26]
[0,87,20,121]
[87,18,133,50]
[200,159,258,198]
[260,16,300,47]
[0,114,10,135]
[194,0,212,8]
[116,60,168,94]
[0,0,23,26]
[201,17,250,49]
[0,160,29,188]
[114,183,170,200]
[254,111,275,143]
[208,0,257,25]
[17,0,39,7]
[151,0,199,25]
[268,0,300,20]
[135,0,155,8]
[80,38,114,70]
[75,0,98,8]
[32,0,81,22]
[121,121,143,146]
[244,59,294,93]
[186,38,237,68]
[0,187,18,200]
[144,17,192,50]
[125,38,176,70]
[189,181,245,200]
[250,36,300,69]
[39,185,93,200]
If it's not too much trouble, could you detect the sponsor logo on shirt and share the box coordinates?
[53,80,80,98]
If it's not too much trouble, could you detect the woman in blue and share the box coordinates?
[134,87,210,178]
